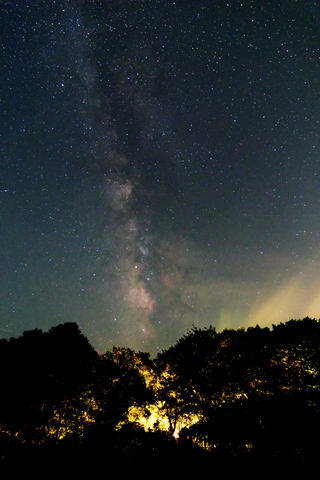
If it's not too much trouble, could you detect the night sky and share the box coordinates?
[1,0,320,353]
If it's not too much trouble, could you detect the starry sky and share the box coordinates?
[1,0,320,353]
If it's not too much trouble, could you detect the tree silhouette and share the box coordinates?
[0,323,98,443]
[1,317,320,471]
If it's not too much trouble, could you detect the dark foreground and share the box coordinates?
[1,318,320,477]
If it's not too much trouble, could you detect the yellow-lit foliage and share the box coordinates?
[45,391,99,441]
[271,346,319,391]
[45,336,320,446]
[122,402,200,438]
[111,354,201,438]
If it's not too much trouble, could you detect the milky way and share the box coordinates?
[1,1,320,353]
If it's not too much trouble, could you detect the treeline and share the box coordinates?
[1,318,320,473]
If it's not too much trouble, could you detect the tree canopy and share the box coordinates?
[1,317,320,473]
